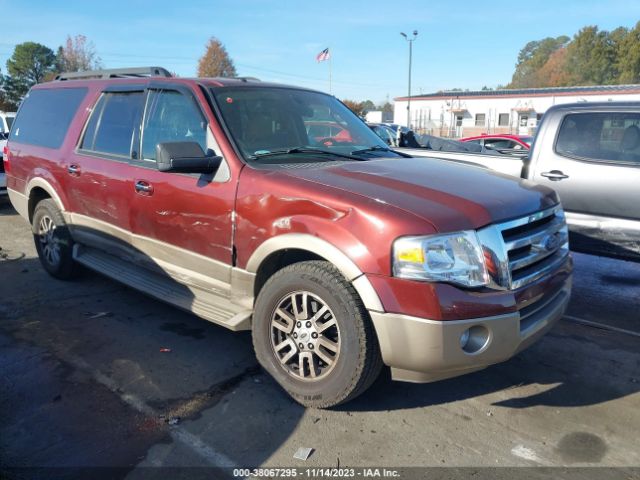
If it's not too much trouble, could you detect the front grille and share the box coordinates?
[478,205,569,290]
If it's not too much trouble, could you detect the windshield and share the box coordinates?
[521,136,534,146]
[5,116,14,131]
[211,87,399,162]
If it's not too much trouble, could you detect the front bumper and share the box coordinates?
[0,172,6,196]
[369,276,571,383]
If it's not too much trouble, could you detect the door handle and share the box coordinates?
[541,170,569,181]
[134,180,154,195]
[67,164,81,176]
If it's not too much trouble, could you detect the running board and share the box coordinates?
[73,245,252,331]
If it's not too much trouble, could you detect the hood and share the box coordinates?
[280,157,558,232]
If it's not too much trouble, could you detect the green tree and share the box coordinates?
[0,70,11,111]
[197,37,237,77]
[6,42,56,86]
[379,102,394,114]
[508,36,569,88]
[361,99,376,114]
[1,74,30,109]
[617,22,640,83]
[565,26,618,85]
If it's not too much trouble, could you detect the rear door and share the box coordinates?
[66,87,144,237]
[128,84,236,283]
[531,110,640,258]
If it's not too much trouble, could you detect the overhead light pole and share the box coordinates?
[400,30,418,129]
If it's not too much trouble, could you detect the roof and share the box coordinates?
[36,75,320,95]
[544,100,640,113]
[395,84,640,101]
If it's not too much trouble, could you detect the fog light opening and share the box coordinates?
[460,325,490,354]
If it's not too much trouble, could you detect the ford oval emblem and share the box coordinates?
[544,233,561,251]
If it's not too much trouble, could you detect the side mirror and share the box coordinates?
[156,142,222,174]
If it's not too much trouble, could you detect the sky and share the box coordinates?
[1,0,640,104]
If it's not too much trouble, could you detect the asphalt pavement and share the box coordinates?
[0,199,638,480]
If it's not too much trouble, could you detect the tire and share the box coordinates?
[252,260,383,408]
[32,199,78,280]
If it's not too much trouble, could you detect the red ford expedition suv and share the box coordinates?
[5,67,572,408]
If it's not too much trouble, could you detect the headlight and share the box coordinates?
[392,231,489,287]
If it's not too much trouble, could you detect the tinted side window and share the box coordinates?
[556,112,640,165]
[9,87,87,148]
[141,90,207,161]
[82,91,144,157]
[80,95,106,152]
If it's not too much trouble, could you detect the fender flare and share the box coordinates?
[26,177,66,218]
[246,233,384,312]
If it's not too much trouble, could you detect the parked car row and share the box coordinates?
[4,67,572,407]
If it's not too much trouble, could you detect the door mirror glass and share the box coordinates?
[156,141,222,174]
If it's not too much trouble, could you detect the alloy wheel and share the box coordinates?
[38,215,61,267]
[270,291,341,381]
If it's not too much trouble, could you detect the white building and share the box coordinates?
[394,84,640,138]
[365,110,393,124]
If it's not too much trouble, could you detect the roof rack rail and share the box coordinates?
[233,76,261,82]
[55,67,172,81]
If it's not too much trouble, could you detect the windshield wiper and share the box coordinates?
[350,145,393,155]
[249,147,364,161]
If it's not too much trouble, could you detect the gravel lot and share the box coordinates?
[0,198,639,479]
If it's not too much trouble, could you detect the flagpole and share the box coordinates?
[329,49,332,94]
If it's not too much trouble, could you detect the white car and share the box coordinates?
[0,111,16,196]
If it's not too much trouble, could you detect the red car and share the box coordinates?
[461,134,533,150]
[5,67,571,407]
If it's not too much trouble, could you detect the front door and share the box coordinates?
[128,85,236,284]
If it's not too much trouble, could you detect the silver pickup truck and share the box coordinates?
[400,102,640,262]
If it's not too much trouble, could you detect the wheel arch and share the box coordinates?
[26,177,66,222]
[246,234,384,312]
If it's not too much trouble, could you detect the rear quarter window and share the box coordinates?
[9,87,88,148]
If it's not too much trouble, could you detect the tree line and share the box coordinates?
[0,36,101,110]
[341,99,393,117]
[0,35,239,111]
[508,22,640,89]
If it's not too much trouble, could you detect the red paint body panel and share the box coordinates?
[368,256,572,320]
[234,165,434,276]
[129,165,236,264]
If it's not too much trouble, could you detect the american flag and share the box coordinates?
[316,48,330,63]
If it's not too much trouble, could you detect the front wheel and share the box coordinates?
[252,261,382,408]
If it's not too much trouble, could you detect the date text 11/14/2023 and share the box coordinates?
[233,467,401,478]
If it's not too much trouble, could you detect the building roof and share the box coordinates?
[395,84,640,101]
